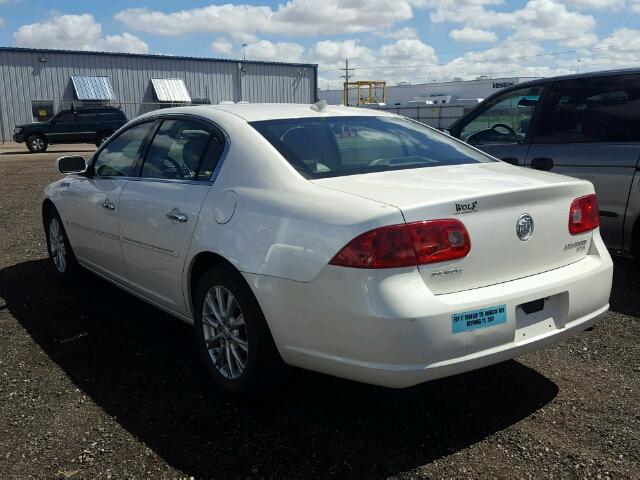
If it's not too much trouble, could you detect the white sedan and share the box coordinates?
[43,102,613,397]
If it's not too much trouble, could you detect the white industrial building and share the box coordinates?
[0,47,318,142]
[318,76,539,107]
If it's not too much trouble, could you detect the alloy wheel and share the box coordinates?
[49,217,66,273]
[32,137,45,152]
[202,286,248,380]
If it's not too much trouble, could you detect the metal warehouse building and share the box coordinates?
[0,47,318,142]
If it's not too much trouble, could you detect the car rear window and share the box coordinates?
[251,116,495,179]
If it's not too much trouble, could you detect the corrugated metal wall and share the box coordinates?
[0,49,317,142]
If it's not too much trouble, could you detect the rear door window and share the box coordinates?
[140,119,222,181]
[533,74,640,143]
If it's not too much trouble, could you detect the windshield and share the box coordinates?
[251,116,495,179]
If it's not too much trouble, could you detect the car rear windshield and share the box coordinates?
[250,116,495,179]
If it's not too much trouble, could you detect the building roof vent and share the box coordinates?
[151,78,191,103]
[71,76,116,101]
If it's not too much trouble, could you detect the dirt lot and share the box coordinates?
[0,143,639,479]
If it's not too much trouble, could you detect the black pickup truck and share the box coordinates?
[13,106,128,153]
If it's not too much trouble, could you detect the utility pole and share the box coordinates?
[340,58,356,105]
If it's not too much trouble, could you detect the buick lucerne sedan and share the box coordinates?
[43,103,613,397]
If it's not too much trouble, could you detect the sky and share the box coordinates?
[0,0,639,89]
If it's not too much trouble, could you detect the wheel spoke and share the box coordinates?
[230,344,245,371]
[205,293,222,321]
[215,287,225,319]
[229,333,248,350]
[225,292,235,318]
[202,313,220,328]
[228,314,245,329]
[205,334,222,348]
[225,342,235,378]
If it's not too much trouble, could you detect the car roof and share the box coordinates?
[487,67,640,98]
[146,103,396,123]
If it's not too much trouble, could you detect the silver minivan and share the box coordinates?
[448,68,640,259]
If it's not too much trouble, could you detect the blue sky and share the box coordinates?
[1,0,639,88]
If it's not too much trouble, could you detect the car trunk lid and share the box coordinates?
[313,162,595,294]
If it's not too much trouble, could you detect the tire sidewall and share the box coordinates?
[44,209,76,279]
[193,267,273,397]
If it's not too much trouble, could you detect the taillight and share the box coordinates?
[329,219,471,269]
[569,194,600,235]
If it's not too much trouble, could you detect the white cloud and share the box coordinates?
[377,27,419,40]
[449,27,497,43]
[558,28,640,72]
[115,1,413,37]
[0,17,4,29]
[211,38,234,56]
[566,0,625,9]
[14,14,148,53]
[420,0,598,47]
[244,40,305,62]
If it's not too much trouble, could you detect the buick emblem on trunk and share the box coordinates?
[516,214,534,241]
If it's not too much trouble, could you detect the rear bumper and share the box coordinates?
[245,234,613,388]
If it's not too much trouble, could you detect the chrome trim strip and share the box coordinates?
[69,221,118,240]
[120,236,178,257]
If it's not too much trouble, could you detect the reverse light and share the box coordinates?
[569,194,600,235]
[329,219,471,269]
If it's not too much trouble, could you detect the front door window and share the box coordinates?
[460,86,543,146]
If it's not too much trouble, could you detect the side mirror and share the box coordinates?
[57,155,87,175]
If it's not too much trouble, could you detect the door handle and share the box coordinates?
[166,209,188,223]
[101,200,115,211]
[530,157,554,171]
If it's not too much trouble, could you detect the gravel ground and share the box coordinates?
[0,144,639,479]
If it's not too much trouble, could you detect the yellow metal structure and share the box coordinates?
[343,80,387,107]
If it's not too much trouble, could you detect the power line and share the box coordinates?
[340,58,357,83]
[319,39,640,74]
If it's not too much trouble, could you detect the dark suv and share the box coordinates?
[448,68,640,259]
[13,106,128,153]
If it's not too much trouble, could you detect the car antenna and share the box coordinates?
[310,100,328,112]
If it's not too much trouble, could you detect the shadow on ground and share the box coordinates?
[1,259,561,478]
[609,256,640,318]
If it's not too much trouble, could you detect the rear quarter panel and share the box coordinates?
[185,112,405,287]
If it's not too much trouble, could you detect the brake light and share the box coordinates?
[569,194,600,235]
[329,219,471,269]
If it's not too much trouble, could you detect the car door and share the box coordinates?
[118,117,225,314]
[48,111,78,143]
[451,85,545,166]
[75,110,99,143]
[61,121,156,284]
[525,74,640,251]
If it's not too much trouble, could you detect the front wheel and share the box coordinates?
[26,134,48,153]
[194,265,287,398]
[44,208,79,279]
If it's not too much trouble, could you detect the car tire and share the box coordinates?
[95,131,113,147]
[194,265,288,398]
[44,207,80,280]
[26,134,48,153]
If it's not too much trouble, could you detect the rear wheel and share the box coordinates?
[26,134,48,153]
[194,265,287,398]
[44,208,79,280]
